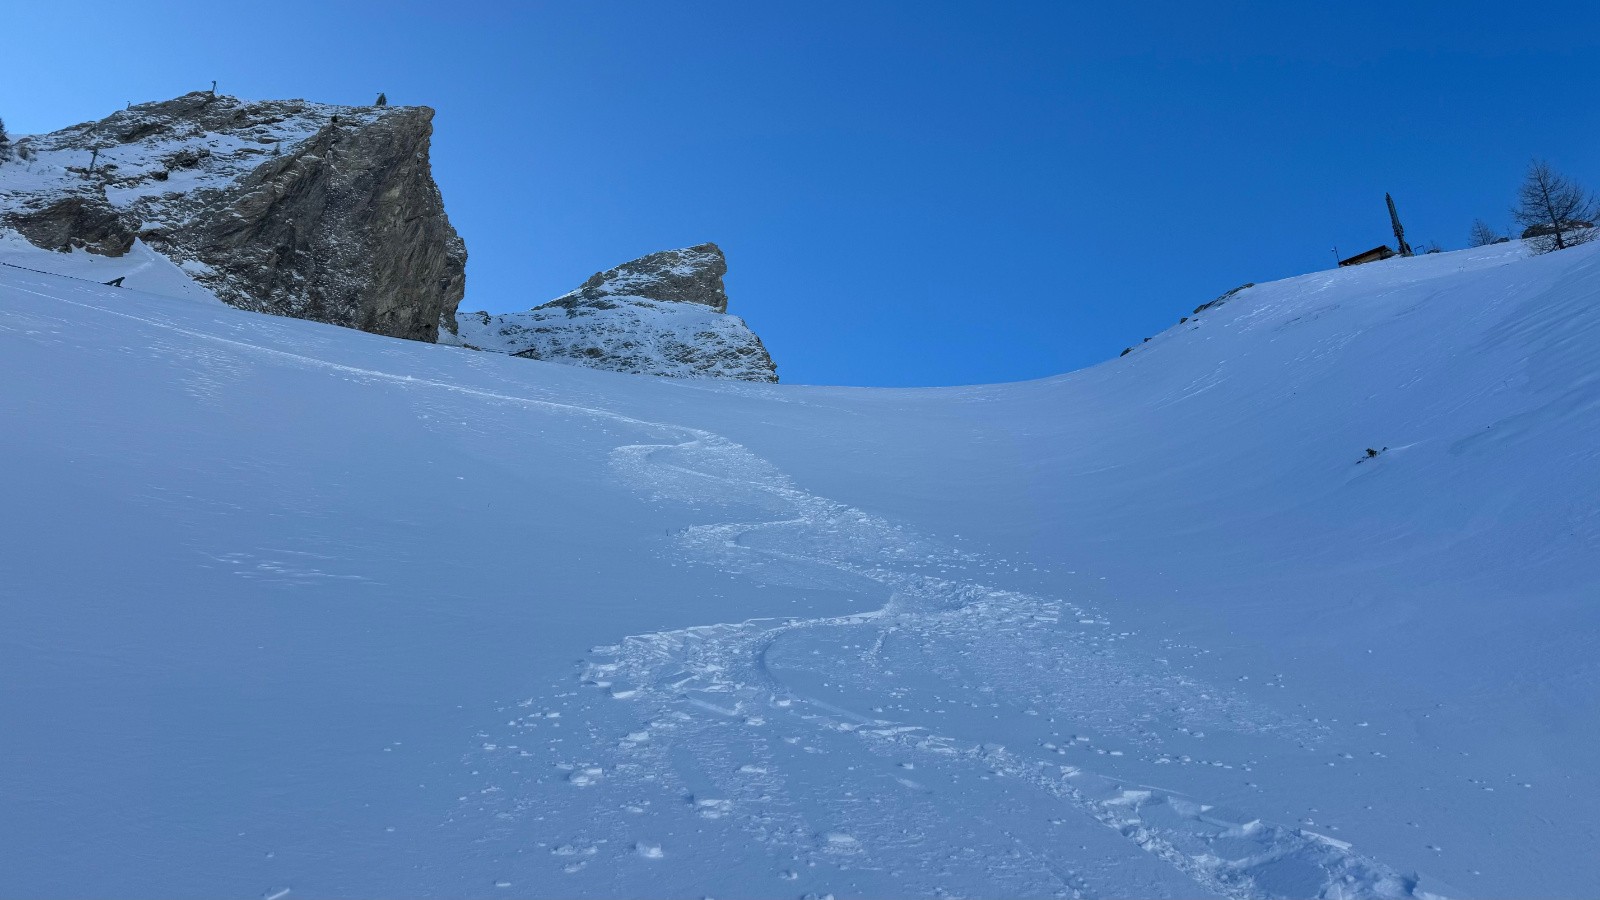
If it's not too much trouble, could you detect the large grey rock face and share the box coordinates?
[448,243,778,382]
[0,92,465,342]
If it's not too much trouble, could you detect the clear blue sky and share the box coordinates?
[6,2,1598,386]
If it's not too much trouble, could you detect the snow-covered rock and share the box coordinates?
[449,243,778,381]
[0,96,773,376]
[0,92,465,341]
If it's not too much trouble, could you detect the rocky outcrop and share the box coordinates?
[447,243,778,382]
[0,92,465,342]
[1192,283,1254,315]
[549,244,730,312]
[9,195,136,256]
[3,95,779,374]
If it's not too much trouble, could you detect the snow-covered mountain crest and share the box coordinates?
[0,91,466,341]
[449,242,779,382]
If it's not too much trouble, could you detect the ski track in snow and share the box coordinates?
[13,280,1440,899]
[472,424,1443,897]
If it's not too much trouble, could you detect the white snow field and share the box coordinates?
[0,230,224,307]
[2,239,1598,899]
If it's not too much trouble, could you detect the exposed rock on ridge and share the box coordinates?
[553,244,729,312]
[447,243,778,382]
[0,92,466,342]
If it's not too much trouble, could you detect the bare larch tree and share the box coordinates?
[1468,218,1500,248]
[1513,159,1597,253]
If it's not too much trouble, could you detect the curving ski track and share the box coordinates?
[467,419,1444,899]
[10,279,1441,898]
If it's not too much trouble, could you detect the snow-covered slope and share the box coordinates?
[1,230,223,306]
[2,240,1596,899]
[450,243,778,381]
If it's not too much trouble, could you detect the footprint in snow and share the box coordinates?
[566,766,604,786]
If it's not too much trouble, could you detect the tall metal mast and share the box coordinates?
[1387,193,1414,257]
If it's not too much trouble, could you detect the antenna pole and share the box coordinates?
[1387,193,1414,257]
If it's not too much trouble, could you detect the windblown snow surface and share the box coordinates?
[2,240,1597,899]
